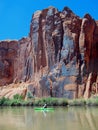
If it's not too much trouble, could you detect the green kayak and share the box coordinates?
[34,107,54,111]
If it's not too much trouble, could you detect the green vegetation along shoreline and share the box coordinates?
[1,94,98,107]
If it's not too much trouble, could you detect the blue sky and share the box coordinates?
[0,0,98,40]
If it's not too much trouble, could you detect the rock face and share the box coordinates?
[0,6,98,99]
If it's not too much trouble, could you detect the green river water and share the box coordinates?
[0,107,98,130]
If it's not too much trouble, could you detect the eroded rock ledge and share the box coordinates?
[0,6,98,99]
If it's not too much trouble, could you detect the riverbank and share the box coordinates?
[1,95,98,107]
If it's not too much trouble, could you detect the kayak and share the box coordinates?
[34,107,54,111]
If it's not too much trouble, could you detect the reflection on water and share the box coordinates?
[0,106,98,130]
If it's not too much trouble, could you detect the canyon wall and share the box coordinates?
[0,6,98,99]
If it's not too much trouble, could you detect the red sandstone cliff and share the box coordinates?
[0,6,98,99]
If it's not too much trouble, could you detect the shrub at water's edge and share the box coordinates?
[0,96,68,106]
[1,95,98,107]
[34,97,68,106]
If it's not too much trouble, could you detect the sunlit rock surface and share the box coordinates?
[0,6,98,99]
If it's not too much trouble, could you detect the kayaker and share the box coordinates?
[43,103,47,108]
